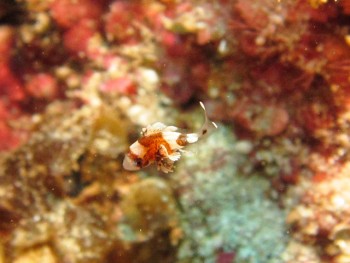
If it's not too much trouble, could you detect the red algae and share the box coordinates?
[341,1,350,15]
[216,251,236,263]
[25,73,59,99]
[63,19,99,57]
[50,0,104,29]
[104,2,144,44]
[100,77,137,95]
[232,100,289,137]
[0,26,15,63]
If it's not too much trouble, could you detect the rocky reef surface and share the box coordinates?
[1,0,350,262]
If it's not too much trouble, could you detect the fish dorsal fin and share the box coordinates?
[142,122,167,136]
[163,126,178,132]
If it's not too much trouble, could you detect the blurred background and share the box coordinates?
[1,0,350,262]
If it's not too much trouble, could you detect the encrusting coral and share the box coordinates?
[118,178,180,243]
[0,102,123,262]
[171,126,288,263]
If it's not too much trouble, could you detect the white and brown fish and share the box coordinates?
[123,102,218,173]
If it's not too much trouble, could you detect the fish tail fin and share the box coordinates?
[198,101,218,137]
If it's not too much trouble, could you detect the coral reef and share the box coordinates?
[0,102,121,262]
[1,0,350,262]
[171,127,287,263]
[287,163,350,262]
[118,177,180,243]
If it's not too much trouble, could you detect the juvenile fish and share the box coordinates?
[123,102,218,173]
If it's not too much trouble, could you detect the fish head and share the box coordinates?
[123,153,141,171]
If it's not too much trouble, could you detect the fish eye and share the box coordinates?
[135,158,142,167]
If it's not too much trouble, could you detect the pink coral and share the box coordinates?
[104,2,143,44]
[0,26,26,151]
[25,73,59,100]
[216,251,235,263]
[0,26,24,102]
[232,99,289,137]
[100,77,137,95]
[50,0,104,29]
[0,26,15,64]
[0,101,22,151]
[63,19,99,57]
[0,65,25,102]
[341,1,350,15]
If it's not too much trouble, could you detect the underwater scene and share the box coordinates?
[1,0,350,262]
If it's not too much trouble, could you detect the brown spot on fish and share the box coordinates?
[176,134,188,146]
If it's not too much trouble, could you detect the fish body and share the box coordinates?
[123,102,217,173]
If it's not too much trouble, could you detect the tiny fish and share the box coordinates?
[123,102,218,173]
